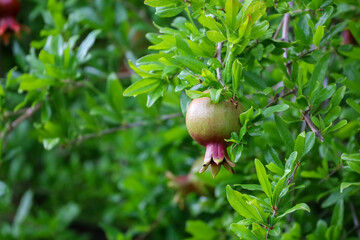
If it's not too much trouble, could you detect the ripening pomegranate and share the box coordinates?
[342,30,357,45]
[0,0,21,45]
[186,97,243,177]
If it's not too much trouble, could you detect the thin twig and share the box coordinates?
[282,6,292,76]
[279,1,324,142]
[349,201,360,239]
[216,42,226,90]
[266,90,294,108]
[67,113,182,145]
[319,163,343,184]
[302,111,324,142]
[1,103,42,150]
[273,18,284,40]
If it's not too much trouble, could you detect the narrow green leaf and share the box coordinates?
[266,162,284,176]
[225,0,241,30]
[348,162,360,174]
[210,89,223,104]
[304,132,315,155]
[144,0,179,7]
[277,203,310,219]
[285,151,298,171]
[312,85,336,105]
[313,26,325,47]
[262,103,289,119]
[231,223,260,240]
[255,159,273,201]
[123,78,160,96]
[226,185,263,221]
[331,200,344,229]
[341,153,360,162]
[155,5,185,17]
[340,182,360,193]
[77,29,101,62]
[232,59,242,94]
[307,53,330,92]
[346,99,360,114]
[173,56,207,74]
[294,132,306,160]
[275,115,294,152]
[206,30,227,43]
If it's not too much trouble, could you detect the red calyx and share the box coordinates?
[0,0,21,45]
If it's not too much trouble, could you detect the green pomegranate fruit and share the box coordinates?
[186,97,243,177]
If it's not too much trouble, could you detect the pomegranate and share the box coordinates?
[342,30,357,45]
[0,0,21,45]
[186,97,243,177]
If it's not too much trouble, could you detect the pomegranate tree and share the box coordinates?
[186,97,243,178]
[0,0,21,45]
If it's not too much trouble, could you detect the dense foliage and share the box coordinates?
[0,0,359,239]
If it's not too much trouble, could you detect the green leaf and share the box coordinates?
[107,73,123,115]
[235,184,263,191]
[77,29,101,62]
[277,203,310,219]
[210,89,222,104]
[313,26,325,47]
[13,190,34,236]
[312,85,336,105]
[266,162,284,176]
[324,106,341,126]
[225,0,241,30]
[272,172,290,207]
[185,90,210,99]
[294,14,313,45]
[255,159,273,201]
[123,78,160,96]
[307,53,330,92]
[264,146,284,168]
[147,84,165,107]
[226,185,263,221]
[144,0,179,7]
[294,132,306,160]
[250,21,270,39]
[304,132,315,155]
[186,220,218,239]
[155,5,185,17]
[173,56,207,74]
[18,74,55,91]
[262,103,289,119]
[346,99,360,114]
[240,107,254,125]
[231,223,260,240]
[324,120,347,134]
[340,182,360,193]
[206,30,227,43]
[285,151,298,172]
[348,162,360,174]
[341,153,360,162]
[232,59,242,94]
[175,34,193,56]
[275,115,294,152]
[331,200,344,229]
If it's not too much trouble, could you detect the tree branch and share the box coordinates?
[1,103,42,151]
[302,111,324,142]
[67,113,182,145]
[273,18,284,40]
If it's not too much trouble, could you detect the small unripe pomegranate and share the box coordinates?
[186,97,243,177]
[0,0,21,45]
